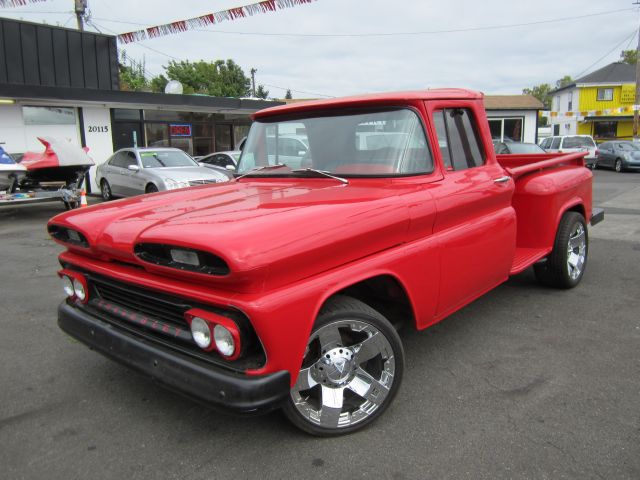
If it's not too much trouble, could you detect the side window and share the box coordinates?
[433,111,452,170]
[540,138,550,149]
[111,152,128,168]
[123,151,138,168]
[551,137,561,149]
[434,108,485,171]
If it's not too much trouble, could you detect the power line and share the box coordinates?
[90,20,333,98]
[93,7,634,38]
[573,29,637,80]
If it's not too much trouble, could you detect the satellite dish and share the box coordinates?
[165,80,183,95]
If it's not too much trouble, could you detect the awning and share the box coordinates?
[583,116,633,121]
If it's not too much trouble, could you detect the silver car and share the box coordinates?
[96,148,231,200]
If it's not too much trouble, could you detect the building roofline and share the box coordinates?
[0,84,283,113]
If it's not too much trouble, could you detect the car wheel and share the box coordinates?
[145,184,159,193]
[615,159,623,173]
[534,212,588,289]
[282,295,404,436]
[100,179,113,201]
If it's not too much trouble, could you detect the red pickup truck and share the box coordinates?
[49,89,603,436]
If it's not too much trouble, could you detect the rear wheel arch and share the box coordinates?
[145,183,159,193]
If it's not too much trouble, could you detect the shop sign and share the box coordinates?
[169,124,192,137]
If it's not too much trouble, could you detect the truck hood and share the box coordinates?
[51,179,412,292]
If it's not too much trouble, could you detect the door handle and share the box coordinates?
[493,176,510,184]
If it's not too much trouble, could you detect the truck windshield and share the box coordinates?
[237,108,433,177]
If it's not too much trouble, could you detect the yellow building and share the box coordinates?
[549,62,636,142]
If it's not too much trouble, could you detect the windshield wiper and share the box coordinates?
[291,168,349,185]
[235,164,290,181]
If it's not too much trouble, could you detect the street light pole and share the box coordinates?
[634,1,640,141]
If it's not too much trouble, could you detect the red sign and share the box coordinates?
[169,124,192,137]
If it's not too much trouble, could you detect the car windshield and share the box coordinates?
[563,137,595,148]
[237,108,433,176]
[618,142,640,151]
[140,150,197,168]
[505,143,545,154]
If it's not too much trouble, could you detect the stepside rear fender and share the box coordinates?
[510,165,592,250]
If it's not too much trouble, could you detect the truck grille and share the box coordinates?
[91,276,189,328]
[76,272,266,371]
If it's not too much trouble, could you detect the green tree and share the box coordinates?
[150,74,169,93]
[164,59,250,97]
[555,75,573,89]
[255,85,269,99]
[620,49,637,64]
[119,53,149,91]
[522,83,553,109]
[285,89,293,99]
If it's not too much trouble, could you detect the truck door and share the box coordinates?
[426,103,516,318]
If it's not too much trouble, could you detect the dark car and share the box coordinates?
[198,151,241,171]
[493,141,546,154]
[596,141,640,172]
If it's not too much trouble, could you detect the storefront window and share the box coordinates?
[215,124,233,151]
[234,125,250,149]
[593,121,617,139]
[193,124,214,156]
[145,123,169,148]
[23,106,76,125]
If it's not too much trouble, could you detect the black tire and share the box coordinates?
[615,159,624,173]
[282,295,404,436]
[534,212,588,289]
[145,184,159,194]
[100,179,113,201]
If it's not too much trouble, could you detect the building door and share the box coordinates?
[113,122,144,151]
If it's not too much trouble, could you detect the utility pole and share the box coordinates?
[75,0,87,31]
[250,68,257,97]
[634,1,640,141]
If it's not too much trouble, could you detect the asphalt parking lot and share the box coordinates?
[1,170,639,480]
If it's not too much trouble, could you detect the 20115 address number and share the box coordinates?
[88,126,109,133]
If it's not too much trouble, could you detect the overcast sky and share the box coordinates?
[2,0,638,98]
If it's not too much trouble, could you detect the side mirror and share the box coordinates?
[298,150,307,156]
[128,165,140,172]
[198,162,205,167]
[226,165,236,171]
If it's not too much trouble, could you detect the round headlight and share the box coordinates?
[62,276,74,297]
[72,278,86,301]
[214,324,235,357]
[190,317,211,349]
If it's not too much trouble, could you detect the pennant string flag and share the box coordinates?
[117,0,317,44]
[0,0,48,7]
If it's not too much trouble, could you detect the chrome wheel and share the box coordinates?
[291,319,396,430]
[284,296,404,436]
[566,223,586,280]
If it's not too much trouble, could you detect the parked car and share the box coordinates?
[96,148,230,200]
[493,141,546,154]
[198,151,241,171]
[51,88,603,436]
[539,135,598,168]
[595,140,640,172]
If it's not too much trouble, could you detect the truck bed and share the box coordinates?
[496,151,591,275]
